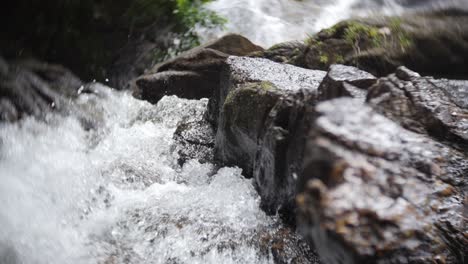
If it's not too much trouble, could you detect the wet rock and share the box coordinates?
[173,120,215,166]
[133,34,263,104]
[298,98,467,264]
[132,49,227,104]
[0,58,83,121]
[201,33,264,56]
[318,64,376,102]
[134,70,215,104]
[212,56,326,214]
[367,66,468,150]
[273,10,468,79]
[252,41,307,66]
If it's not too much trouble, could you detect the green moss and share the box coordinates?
[259,81,276,91]
[343,21,384,53]
[319,54,329,64]
[389,17,413,51]
[322,26,337,36]
[335,55,345,64]
[223,82,279,133]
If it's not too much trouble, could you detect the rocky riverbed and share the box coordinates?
[1,3,467,264]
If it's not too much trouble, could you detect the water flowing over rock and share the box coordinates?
[210,56,326,215]
[204,59,467,262]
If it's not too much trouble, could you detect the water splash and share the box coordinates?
[0,86,307,264]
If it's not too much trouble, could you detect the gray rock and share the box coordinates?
[173,120,215,166]
[298,98,467,264]
[318,64,376,102]
[132,34,264,104]
[367,66,468,150]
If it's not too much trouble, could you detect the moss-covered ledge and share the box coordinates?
[257,9,468,79]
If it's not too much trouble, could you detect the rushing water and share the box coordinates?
[2,0,467,263]
[0,86,306,264]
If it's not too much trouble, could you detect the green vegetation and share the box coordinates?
[319,54,329,64]
[389,18,413,51]
[335,55,345,64]
[343,22,384,54]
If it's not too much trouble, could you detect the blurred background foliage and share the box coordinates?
[0,0,225,80]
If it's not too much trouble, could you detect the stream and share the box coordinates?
[0,0,465,263]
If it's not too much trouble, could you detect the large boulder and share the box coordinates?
[367,66,468,150]
[132,34,263,104]
[298,98,467,264]
[211,56,326,215]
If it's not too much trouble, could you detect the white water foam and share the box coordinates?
[0,86,282,264]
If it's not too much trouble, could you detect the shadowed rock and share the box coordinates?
[0,58,83,122]
[134,70,216,104]
[367,66,468,150]
[318,64,376,102]
[298,98,467,264]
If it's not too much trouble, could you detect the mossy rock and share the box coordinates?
[264,10,468,79]
[222,81,280,141]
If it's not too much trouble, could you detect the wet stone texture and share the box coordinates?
[211,56,326,215]
[318,64,376,102]
[367,67,468,150]
[297,98,467,264]
[173,120,215,166]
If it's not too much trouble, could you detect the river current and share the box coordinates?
[0,0,465,263]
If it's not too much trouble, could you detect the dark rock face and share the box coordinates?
[133,48,228,104]
[298,98,467,264]
[318,64,376,102]
[0,58,83,122]
[211,56,326,214]
[367,67,468,150]
[173,120,215,166]
[132,34,263,104]
[134,70,215,105]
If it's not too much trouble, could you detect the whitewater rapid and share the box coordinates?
[0,87,291,263]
